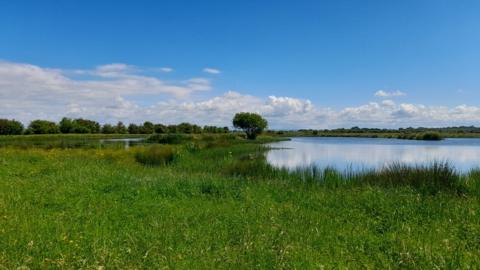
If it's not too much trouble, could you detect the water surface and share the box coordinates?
[266,137,480,173]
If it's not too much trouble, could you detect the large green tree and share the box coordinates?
[27,120,60,134]
[232,112,268,139]
[0,119,24,135]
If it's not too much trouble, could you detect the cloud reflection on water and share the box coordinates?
[266,137,480,172]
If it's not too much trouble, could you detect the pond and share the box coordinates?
[99,138,145,149]
[266,137,480,173]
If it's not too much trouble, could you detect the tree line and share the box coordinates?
[0,118,229,135]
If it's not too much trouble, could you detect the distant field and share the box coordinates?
[1,134,479,268]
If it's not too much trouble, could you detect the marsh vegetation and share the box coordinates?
[1,133,480,268]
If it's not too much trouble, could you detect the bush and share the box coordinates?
[134,145,176,166]
[416,132,443,141]
[0,119,24,135]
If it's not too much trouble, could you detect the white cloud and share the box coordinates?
[375,90,406,97]
[203,67,221,74]
[0,60,210,123]
[2,60,480,129]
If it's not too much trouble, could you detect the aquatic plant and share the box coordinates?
[134,145,176,166]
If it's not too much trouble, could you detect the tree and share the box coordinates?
[128,124,140,134]
[27,120,60,134]
[72,118,100,133]
[59,117,75,133]
[115,122,127,134]
[0,119,24,135]
[154,123,168,134]
[167,125,177,133]
[101,124,116,134]
[140,121,155,134]
[232,112,268,140]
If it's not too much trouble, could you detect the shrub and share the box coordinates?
[0,119,24,135]
[416,132,443,141]
[134,145,176,166]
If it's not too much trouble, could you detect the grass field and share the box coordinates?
[1,135,480,269]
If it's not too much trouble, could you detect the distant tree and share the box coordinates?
[72,118,100,133]
[167,125,177,133]
[0,119,24,135]
[59,117,75,133]
[115,121,127,134]
[154,123,168,134]
[177,122,193,134]
[27,120,60,134]
[101,124,116,134]
[203,125,229,134]
[128,124,140,134]
[232,112,268,140]
[192,124,202,134]
[141,121,155,134]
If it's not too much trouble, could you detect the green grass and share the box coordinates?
[134,145,177,166]
[1,137,480,268]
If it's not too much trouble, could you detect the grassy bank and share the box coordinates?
[1,135,480,268]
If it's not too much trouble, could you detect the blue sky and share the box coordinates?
[1,1,480,128]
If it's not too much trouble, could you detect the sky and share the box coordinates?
[1,0,480,129]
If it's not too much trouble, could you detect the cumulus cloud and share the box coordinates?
[375,90,406,97]
[0,60,210,123]
[1,60,480,129]
[203,67,221,74]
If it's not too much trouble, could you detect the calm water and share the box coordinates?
[99,138,145,149]
[266,137,480,172]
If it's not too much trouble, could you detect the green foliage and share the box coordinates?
[203,125,229,133]
[128,123,141,134]
[27,120,60,134]
[115,122,127,134]
[176,122,202,134]
[416,132,443,140]
[0,119,24,135]
[134,145,176,166]
[59,117,75,133]
[141,121,155,134]
[59,117,101,134]
[154,123,168,134]
[233,112,268,140]
[101,124,116,134]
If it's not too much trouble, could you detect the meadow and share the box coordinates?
[1,134,480,269]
